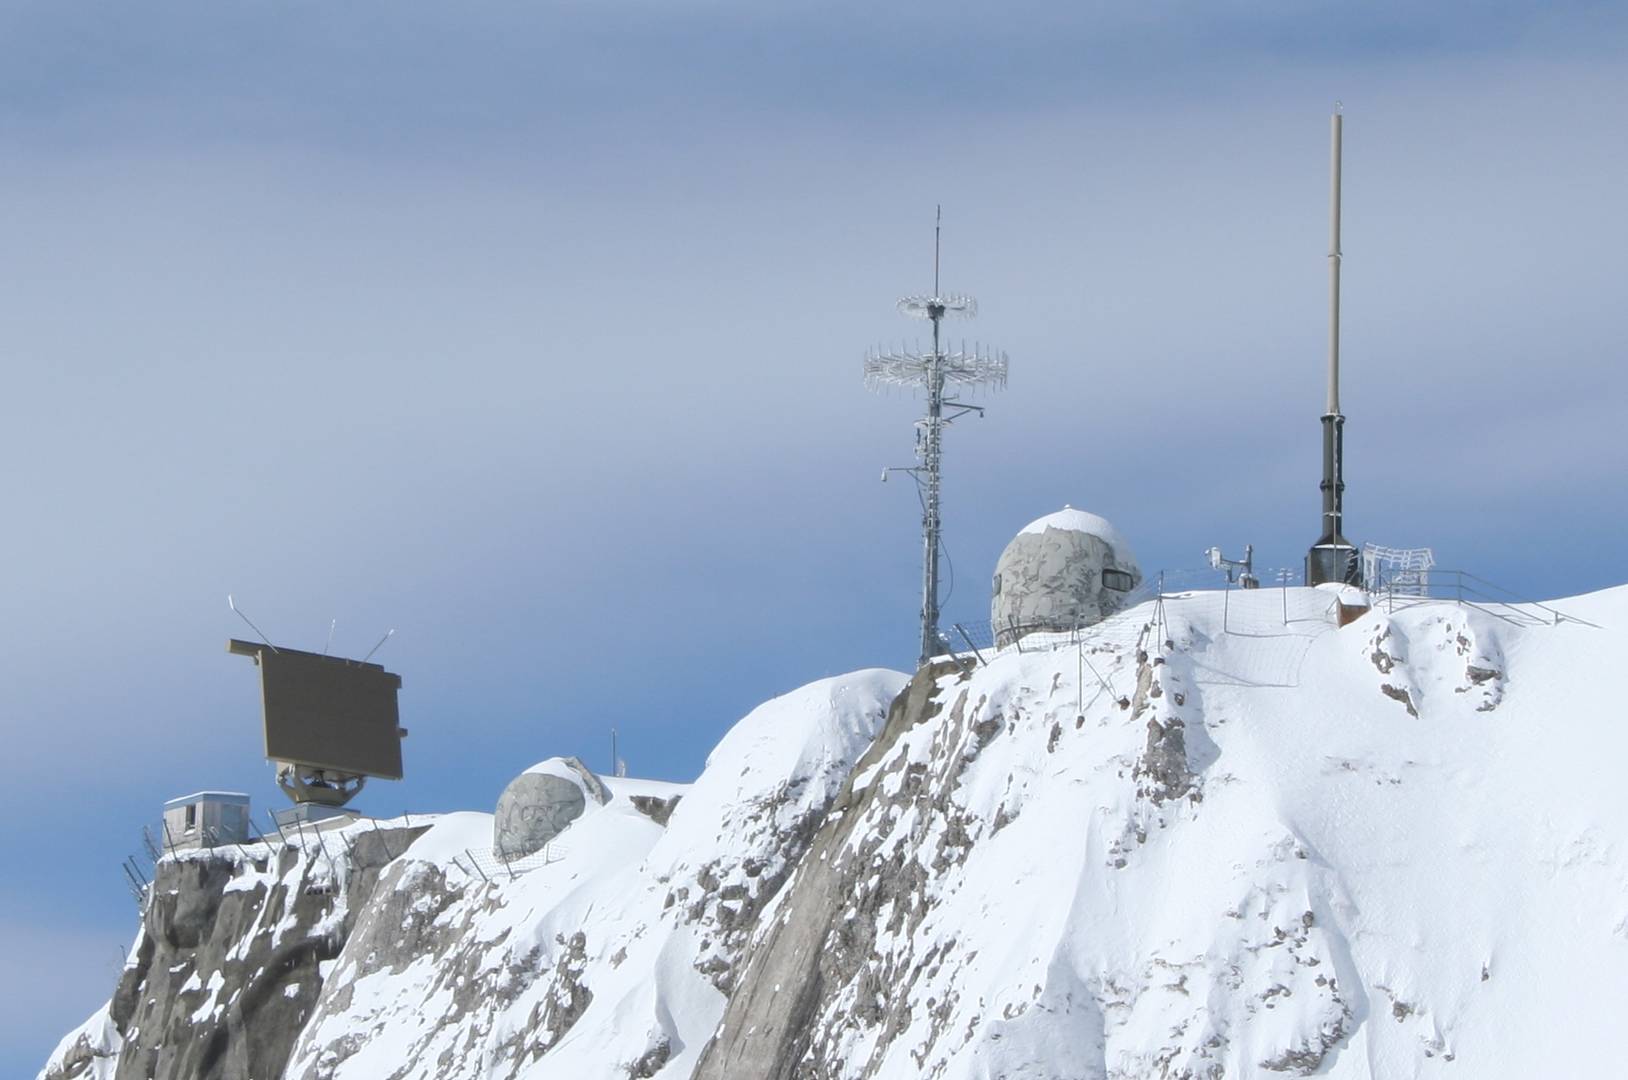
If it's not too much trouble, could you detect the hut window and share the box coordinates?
[1102,568,1134,592]
[184,804,197,832]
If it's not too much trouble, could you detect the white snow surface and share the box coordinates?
[1316,581,1371,606]
[518,756,601,784]
[41,587,1628,1078]
[1018,504,1134,552]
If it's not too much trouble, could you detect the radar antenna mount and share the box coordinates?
[865,208,1008,667]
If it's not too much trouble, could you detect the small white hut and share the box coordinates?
[162,791,251,852]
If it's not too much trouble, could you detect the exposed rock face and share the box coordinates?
[697,615,1353,1078]
[41,822,426,1080]
[628,793,683,826]
[692,661,964,1078]
[1130,650,1195,804]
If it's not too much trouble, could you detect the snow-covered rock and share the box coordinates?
[700,585,1628,1078]
[40,819,427,1080]
[41,586,1628,1079]
[43,668,904,1080]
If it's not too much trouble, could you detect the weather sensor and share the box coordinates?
[1207,544,1259,589]
[866,208,1008,667]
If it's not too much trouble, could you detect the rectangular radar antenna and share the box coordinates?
[865,207,1008,668]
[226,613,407,809]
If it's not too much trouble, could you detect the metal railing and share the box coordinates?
[1368,568,1601,628]
[937,563,1598,669]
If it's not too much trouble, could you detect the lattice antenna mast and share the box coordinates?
[866,208,1008,668]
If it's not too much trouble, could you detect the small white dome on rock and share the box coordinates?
[992,505,1142,646]
[494,756,609,860]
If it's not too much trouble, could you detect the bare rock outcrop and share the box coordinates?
[42,822,426,1080]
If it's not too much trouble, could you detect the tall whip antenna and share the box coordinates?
[866,207,1008,667]
[933,205,941,296]
[1306,103,1361,586]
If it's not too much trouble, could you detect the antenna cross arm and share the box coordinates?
[228,638,267,660]
[227,638,398,681]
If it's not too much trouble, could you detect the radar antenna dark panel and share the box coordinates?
[228,640,406,781]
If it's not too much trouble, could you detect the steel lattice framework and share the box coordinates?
[865,210,1009,668]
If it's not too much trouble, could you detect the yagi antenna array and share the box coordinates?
[864,207,1009,669]
[864,343,1008,392]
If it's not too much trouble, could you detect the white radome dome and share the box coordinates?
[992,505,1142,645]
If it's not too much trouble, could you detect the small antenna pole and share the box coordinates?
[361,628,395,663]
[323,618,336,657]
[227,595,279,653]
[933,204,941,296]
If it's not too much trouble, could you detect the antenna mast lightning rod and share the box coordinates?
[865,208,1008,667]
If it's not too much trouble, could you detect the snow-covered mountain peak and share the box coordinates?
[42,586,1628,1080]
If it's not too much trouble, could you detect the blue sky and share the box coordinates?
[4,2,1626,1072]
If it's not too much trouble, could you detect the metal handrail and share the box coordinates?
[942,565,1600,665]
[1371,569,1601,628]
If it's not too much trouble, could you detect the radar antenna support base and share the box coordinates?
[275,764,367,808]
